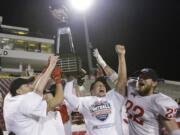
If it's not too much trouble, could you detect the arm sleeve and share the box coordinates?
[153,94,178,119]
[64,81,82,110]
[19,92,47,118]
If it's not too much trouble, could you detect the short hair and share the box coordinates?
[9,77,35,96]
[90,77,111,91]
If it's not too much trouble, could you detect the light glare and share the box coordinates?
[70,0,94,12]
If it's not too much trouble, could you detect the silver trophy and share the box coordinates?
[50,4,82,76]
[56,27,82,76]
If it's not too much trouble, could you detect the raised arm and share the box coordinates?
[115,45,127,96]
[46,66,64,112]
[34,56,58,96]
[93,48,118,84]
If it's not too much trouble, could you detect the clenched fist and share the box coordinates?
[115,45,125,55]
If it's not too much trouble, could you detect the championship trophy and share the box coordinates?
[56,27,82,76]
[50,3,82,77]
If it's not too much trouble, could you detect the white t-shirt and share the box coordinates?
[64,81,126,135]
[3,92,47,135]
[40,111,66,135]
[126,80,178,135]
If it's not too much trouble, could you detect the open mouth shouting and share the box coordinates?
[99,89,105,93]
[138,81,145,86]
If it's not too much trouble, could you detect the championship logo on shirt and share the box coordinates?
[90,101,111,121]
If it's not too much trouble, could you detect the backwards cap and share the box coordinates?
[10,77,35,96]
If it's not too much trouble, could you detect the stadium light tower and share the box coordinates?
[69,0,94,73]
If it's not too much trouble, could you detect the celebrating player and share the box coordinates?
[64,45,128,135]
[93,45,180,135]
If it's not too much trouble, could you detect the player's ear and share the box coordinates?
[16,88,23,95]
[152,81,158,87]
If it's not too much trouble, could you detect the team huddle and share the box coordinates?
[2,45,180,135]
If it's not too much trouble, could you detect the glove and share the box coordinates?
[93,48,107,68]
[93,48,100,58]
[51,66,62,84]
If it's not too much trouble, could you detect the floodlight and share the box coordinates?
[69,0,94,12]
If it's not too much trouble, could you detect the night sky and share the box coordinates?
[0,0,180,81]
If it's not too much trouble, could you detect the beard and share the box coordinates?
[137,85,152,96]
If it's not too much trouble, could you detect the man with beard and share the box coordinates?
[93,46,180,135]
[126,68,179,135]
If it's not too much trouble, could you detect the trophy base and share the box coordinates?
[57,53,82,77]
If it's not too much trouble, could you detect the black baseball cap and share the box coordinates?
[10,77,35,96]
[138,68,160,81]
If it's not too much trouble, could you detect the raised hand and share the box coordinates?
[49,55,59,69]
[51,66,62,84]
[93,48,100,58]
[115,45,125,55]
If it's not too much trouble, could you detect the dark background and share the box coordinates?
[0,0,180,81]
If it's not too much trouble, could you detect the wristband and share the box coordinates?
[96,54,107,68]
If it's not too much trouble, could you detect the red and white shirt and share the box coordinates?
[126,80,178,135]
[64,81,127,135]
